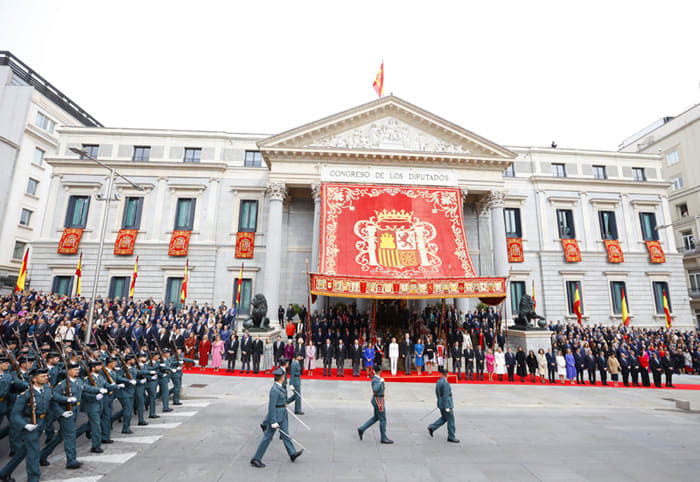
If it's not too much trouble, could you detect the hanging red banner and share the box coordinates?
[168,230,191,257]
[603,239,624,263]
[507,237,524,263]
[645,240,665,263]
[235,232,255,259]
[114,229,138,256]
[561,238,581,262]
[57,228,84,254]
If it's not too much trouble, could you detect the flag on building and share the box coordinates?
[180,259,188,303]
[663,290,672,329]
[372,61,384,97]
[235,262,244,306]
[621,289,630,326]
[129,256,138,298]
[532,280,536,310]
[14,248,29,293]
[75,252,83,296]
[573,285,582,325]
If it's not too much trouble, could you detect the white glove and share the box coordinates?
[151,375,157,380]
[96,393,104,400]
[271,422,280,429]
[67,397,77,403]
[129,379,136,385]
[171,369,176,373]
[150,371,156,375]
[24,424,38,431]
[62,411,73,418]
[139,379,146,384]
[380,378,385,383]
[445,408,451,413]
[117,383,125,389]
[160,363,166,367]
[99,388,108,394]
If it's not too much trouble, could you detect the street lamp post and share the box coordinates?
[69,147,143,345]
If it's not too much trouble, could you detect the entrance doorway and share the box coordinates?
[374,299,410,339]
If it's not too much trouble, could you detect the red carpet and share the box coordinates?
[183,367,700,390]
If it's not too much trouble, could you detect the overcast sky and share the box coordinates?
[1,1,698,150]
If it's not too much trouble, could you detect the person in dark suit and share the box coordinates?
[240,332,252,373]
[474,346,485,381]
[586,349,597,385]
[272,336,284,368]
[545,349,557,383]
[463,345,474,381]
[661,352,674,388]
[226,334,239,372]
[574,348,585,384]
[321,339,334,376]
[596,351,608,386]
[451,342,462,380]
[515,346,527,383]
[619,352,630,387]
[505,347,516,382]
[650,352,663,387]
[252,336,264,373]
[629,353,640,387]
[336,339,347,377]
[401,334,412,375]
[350,339,363,377]
[278,306,285,328]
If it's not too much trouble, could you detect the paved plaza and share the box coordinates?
[2,374,700,482]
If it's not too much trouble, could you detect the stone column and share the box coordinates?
[310,183,322,311]
[489,191,507,278]
[455,188,470,316]
[263,182,286,325]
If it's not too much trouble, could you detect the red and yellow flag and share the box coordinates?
[14,248,29,293]
[621,289,630,326]
[180,259,188,304]
[75,252,83,296]
[372,61,384,97]
[236,262,244,305]
[129,256,138,298]
[531,280,536,310]
[663,290,672,329]
[573,285,582,325]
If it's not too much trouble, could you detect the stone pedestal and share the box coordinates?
[505,327,552,354]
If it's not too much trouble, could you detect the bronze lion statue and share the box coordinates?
[243,293,271,329]
[514,293,547,329]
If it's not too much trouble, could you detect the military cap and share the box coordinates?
[125,354,136,360]
[0,356,9,363]
[105,356,117,363]
[67,362,81,370]
[28,367,48,378]
[47,352,60,359]
[278,357,288,365]
[138,352,148,358]
[162,348,170,354]
[89,361,103,368]
[272,368,285,377]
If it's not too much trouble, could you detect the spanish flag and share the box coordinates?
[129,256,138,298]
[372,61,384,97]
[14,248,28,293]
[236,262,244,305]
[531,280,536,310]
[573,285,582,325]
[180,259,188,304]
[663,290,672,329]
[75,252,83,296]
[621,289,630,327]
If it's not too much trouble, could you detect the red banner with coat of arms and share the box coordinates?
[114,229,138,255]
[57,228,84,254]
[168,230,191,257]
[315,183,505,299]
[603,239,624,263]
[561,238,581,262]
[235,232,255,259]
[645,240,665,263]
[507,237,524,263]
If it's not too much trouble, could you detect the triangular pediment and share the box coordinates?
[258,96,516,161]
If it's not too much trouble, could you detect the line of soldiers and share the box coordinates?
[0,334,194,482]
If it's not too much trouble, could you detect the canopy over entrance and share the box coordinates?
[311,182,506,301]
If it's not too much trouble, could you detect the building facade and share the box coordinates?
[620,102,700,326]
[0,51,100,287]
[28,96,693,328]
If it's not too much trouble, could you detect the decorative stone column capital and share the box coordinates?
[266,182,287,201]
[487,190,505,209]
[311,183,322,203]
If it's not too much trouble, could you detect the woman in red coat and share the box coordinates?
[199,337,211,370]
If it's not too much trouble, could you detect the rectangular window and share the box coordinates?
[108,276,130,299]
[610,281,627,315]
[132,146,151,161]
[633,167,646,181]
[672,176,684,190]
[593,165,607,179]
[26,178,39,195]
[681,230,696,251]
[598,211,618,240]
[652,281,671,314]
[510,281,525,315]
[233,279,253,315]
[122,197,144,229]
[81,144,99,159]
[566,280,583,315]
[65,195,90,228]
[503,208,522,238]
[678,203,689,217]
[639,212,658,241]
[174,198,196,230]
[556,209,575,239]
[165,277,184,306]
[666,150,680,166]
[689,271,700,292]
[19,208,32,226]
[238,200,258,232]
[183,148,201,163]
[552,163,566,177]
[12,241,26,260]
[503,164,515,177]
[32,147,44,166]
[34,111,55,133]
[52,276,73,296]
[244,150,263,167]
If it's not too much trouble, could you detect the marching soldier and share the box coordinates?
[0,367,52,482]
[427,368,459,443]
[113,354,139,434]
[288,353,304,415]
[157,349,174,412]
[250,368,303,468]
[135,352,154,426]
[357,371,393,444]
[146,352,161,418]
[7,356,30,457]
[100,357,125,443]
[169,348,195,406]
[76,361,109,453]
[0,356,12,444]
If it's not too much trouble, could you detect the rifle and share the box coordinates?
[0,341,21,377]
[28,379,37,425]
[51,337,73,410]
[107,337,133,381]
[170,339,180,363]
[151,333,164,358]
[30,322,46,370]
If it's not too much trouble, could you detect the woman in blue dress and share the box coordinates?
[414,338,425,376]
[364,344,375,377]
[565,348,577,384]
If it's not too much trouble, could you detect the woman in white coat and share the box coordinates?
[389,337,399,375]
[556,349,567,384]
[494,347,506,382]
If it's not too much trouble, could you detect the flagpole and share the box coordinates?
[305,258,312,340]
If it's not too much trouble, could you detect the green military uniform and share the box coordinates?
[145,355,161,418]
[76,364,110,452]
[169,355,195,405]
[99,363,122,443]
[358,373,392,444]
[0,362,12,441]
[156,352,173,412]
[7,365,30,455]
[134,354,155,425]
[287,358,303,414]
[427,372,458,442]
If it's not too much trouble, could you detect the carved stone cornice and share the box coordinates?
[311,183,322,203]
[266,182,287,202]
